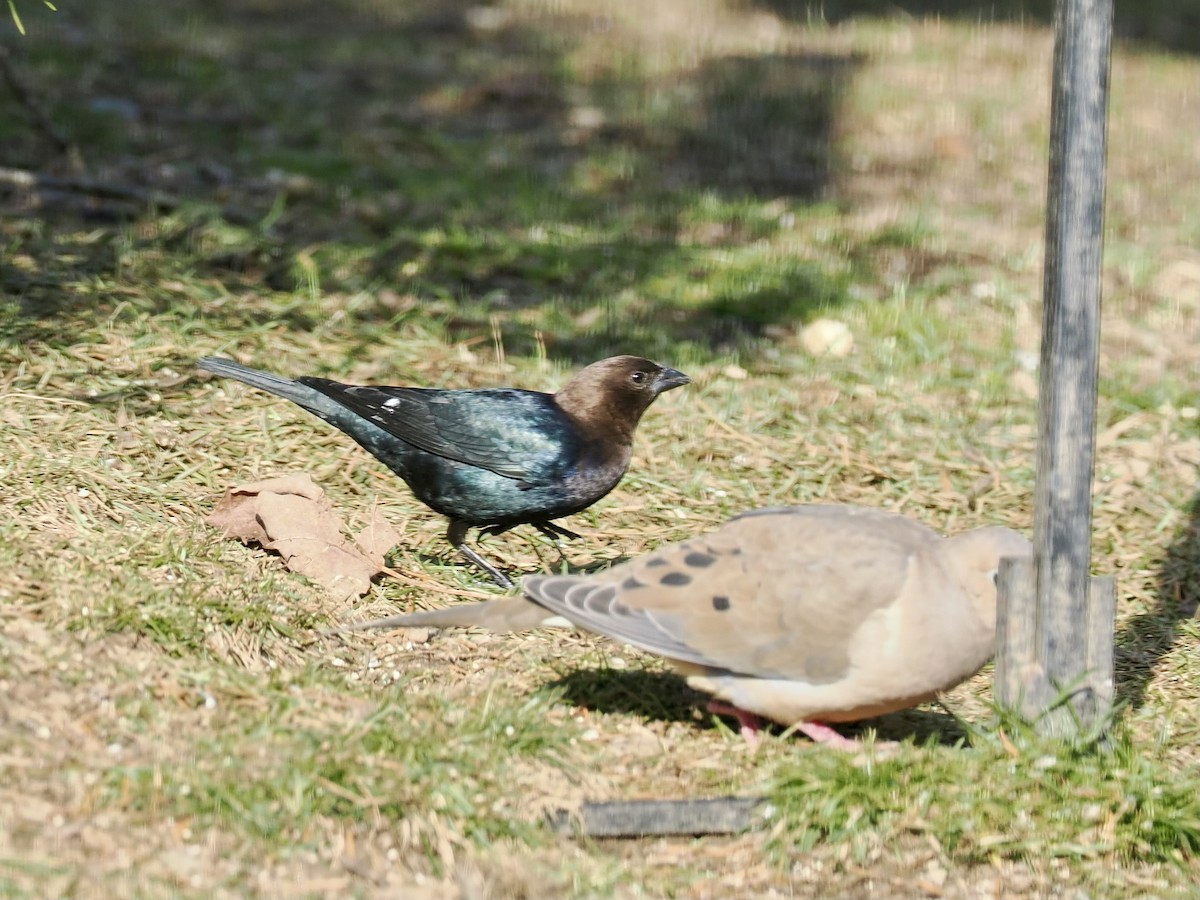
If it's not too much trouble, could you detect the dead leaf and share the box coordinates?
[355,507,403,567]
[206,474,399,599]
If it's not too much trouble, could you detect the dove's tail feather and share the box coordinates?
[337,597,572,634]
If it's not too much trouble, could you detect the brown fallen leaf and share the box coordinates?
[206,473,401,599]
[354,506,404,565]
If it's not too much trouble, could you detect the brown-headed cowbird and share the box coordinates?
[197,355,690,587]
[342,505,1031,749]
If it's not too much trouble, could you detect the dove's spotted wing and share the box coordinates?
[522,505,942,683]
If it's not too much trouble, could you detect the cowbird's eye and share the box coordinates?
[630,371,648,385]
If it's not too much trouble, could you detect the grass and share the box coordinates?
[773,719,1200,868]
[2,0,1200,897]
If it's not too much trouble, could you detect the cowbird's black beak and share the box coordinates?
[653,367,691,395]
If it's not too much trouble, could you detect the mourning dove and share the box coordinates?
[349,505,1031,749]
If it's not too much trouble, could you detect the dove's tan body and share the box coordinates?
[351,505,1032,735]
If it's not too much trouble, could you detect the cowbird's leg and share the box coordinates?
[446,520,514,589]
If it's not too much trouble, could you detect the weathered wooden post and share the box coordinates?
[994,0,1117,737]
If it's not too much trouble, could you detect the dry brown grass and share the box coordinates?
[3,0,1200,897]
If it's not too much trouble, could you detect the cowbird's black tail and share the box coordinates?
[197,357,350,423]
[198,356,430,501]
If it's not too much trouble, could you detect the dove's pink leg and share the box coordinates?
[795,720,861,752]
[707,701,862,751]
[707,701,763,745]
[707,703,862,752]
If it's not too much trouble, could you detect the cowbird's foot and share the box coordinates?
[477,523,515,540]
[535,521,582,541]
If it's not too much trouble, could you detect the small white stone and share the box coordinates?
[800,319,854,358]
[465,5,511,31]
[1014,349,1039,372]
[568,106,606,130]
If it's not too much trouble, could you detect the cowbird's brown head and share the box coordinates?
[554,355,690,442]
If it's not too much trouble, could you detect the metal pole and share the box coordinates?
[995,0,1116,737]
